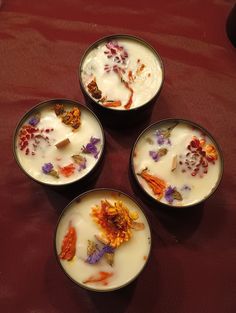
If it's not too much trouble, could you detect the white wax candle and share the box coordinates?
[132,121,222,206]
[55,190,151,291]
[81,37,163,110]
[15,103,104,185]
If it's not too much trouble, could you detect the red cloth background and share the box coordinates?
[1,1,236,312]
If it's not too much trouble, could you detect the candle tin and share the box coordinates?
[130,118,224,208]
[79,34,164,128]
[54,188,152,292]
[13,99,105,187]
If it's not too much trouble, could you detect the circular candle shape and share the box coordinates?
[55,189,151,291]
[13,99,105,186]
[79,34,164,127]
[131,119,223,207]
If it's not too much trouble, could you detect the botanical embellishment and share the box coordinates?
[179,136,218,177]
[82,137,101,159]
[83,271,113,285]
[171,155,177,172]
[138,168,166,200]
[42,162,59,178]
[59,223,77,261]
[28,114,40,127]
[102,100,122,108]
[86,240,114,265]
[164,186,183,204]
[91,200,144,248]
[18,125,54,155]
[155,123,178,146]
[72,154,87,171]
[54,104,81,129]
[55,138,70,149]
[87,79,102,99]
[149,148,168,162]
[59,163,75,177]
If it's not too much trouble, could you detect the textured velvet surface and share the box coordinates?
[1,1,236,312]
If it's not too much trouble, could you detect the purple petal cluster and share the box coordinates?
[156,130,171,146]
[149,151,160,162]
[164,186,175,203]
[28,115,40,127]
[82,137,101,159]
[86,245,114,264]
[42,162,53,174]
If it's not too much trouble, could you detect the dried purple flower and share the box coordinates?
[42,162,53,174]
[165,186,175,203]
[86,245,114,264]
[149,151,160,162]
[156,130,172,146]
[28,115,40,127]
[82,137,101,159]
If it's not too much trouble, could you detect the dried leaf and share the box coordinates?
[105,253,114,266]
[49,169,59,178]
[94,234,109,245]
[146,137,154,144]
[87,240,97,256]
[173,190,183,201]
[72,154,85,164]
[158,148,168,157]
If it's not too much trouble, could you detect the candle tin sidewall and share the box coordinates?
[54,188,152,292]
[78,34,165,128]
[13,98,105,187]
[130,118,224,209]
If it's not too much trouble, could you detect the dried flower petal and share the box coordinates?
[83,271,113,285]
[87,240,98,256]
[165,186,183,203]
[28,114,40,127]
[59,223,77,261]
[82,137,101,159]
[138,168,166,200]
[105,253,114,266]
[42,163,53,174]
[86,244,114,264]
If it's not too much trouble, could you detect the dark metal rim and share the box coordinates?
[13,98,105,187]
[130,118,224,209]
[54,187,152,292]
[78,33,165,112]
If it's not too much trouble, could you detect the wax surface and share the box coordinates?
[56,190,151,291]
[15,104,103,185]
[81,38,163,110]
[133,122,222,206]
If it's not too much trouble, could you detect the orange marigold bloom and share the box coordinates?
[91,200,135,248]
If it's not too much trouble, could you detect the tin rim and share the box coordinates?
[54,187,152,292]
[78,33,165,113]
[130,118,224,209]
[13,98,105,187]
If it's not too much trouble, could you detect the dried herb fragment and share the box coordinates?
[173,190,183,201]
[72,154,87,171]
[59,223,77,261]
[83,271,113,285]
[102,100,121,108]
[105,253,114,266]
[87,79,102,99]
[87,240,97,256]
[54,104,65,116]
[138,168,166,199]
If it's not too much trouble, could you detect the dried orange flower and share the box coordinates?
[91,200,141,248]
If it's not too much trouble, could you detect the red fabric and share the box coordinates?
[1,1,236,312]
